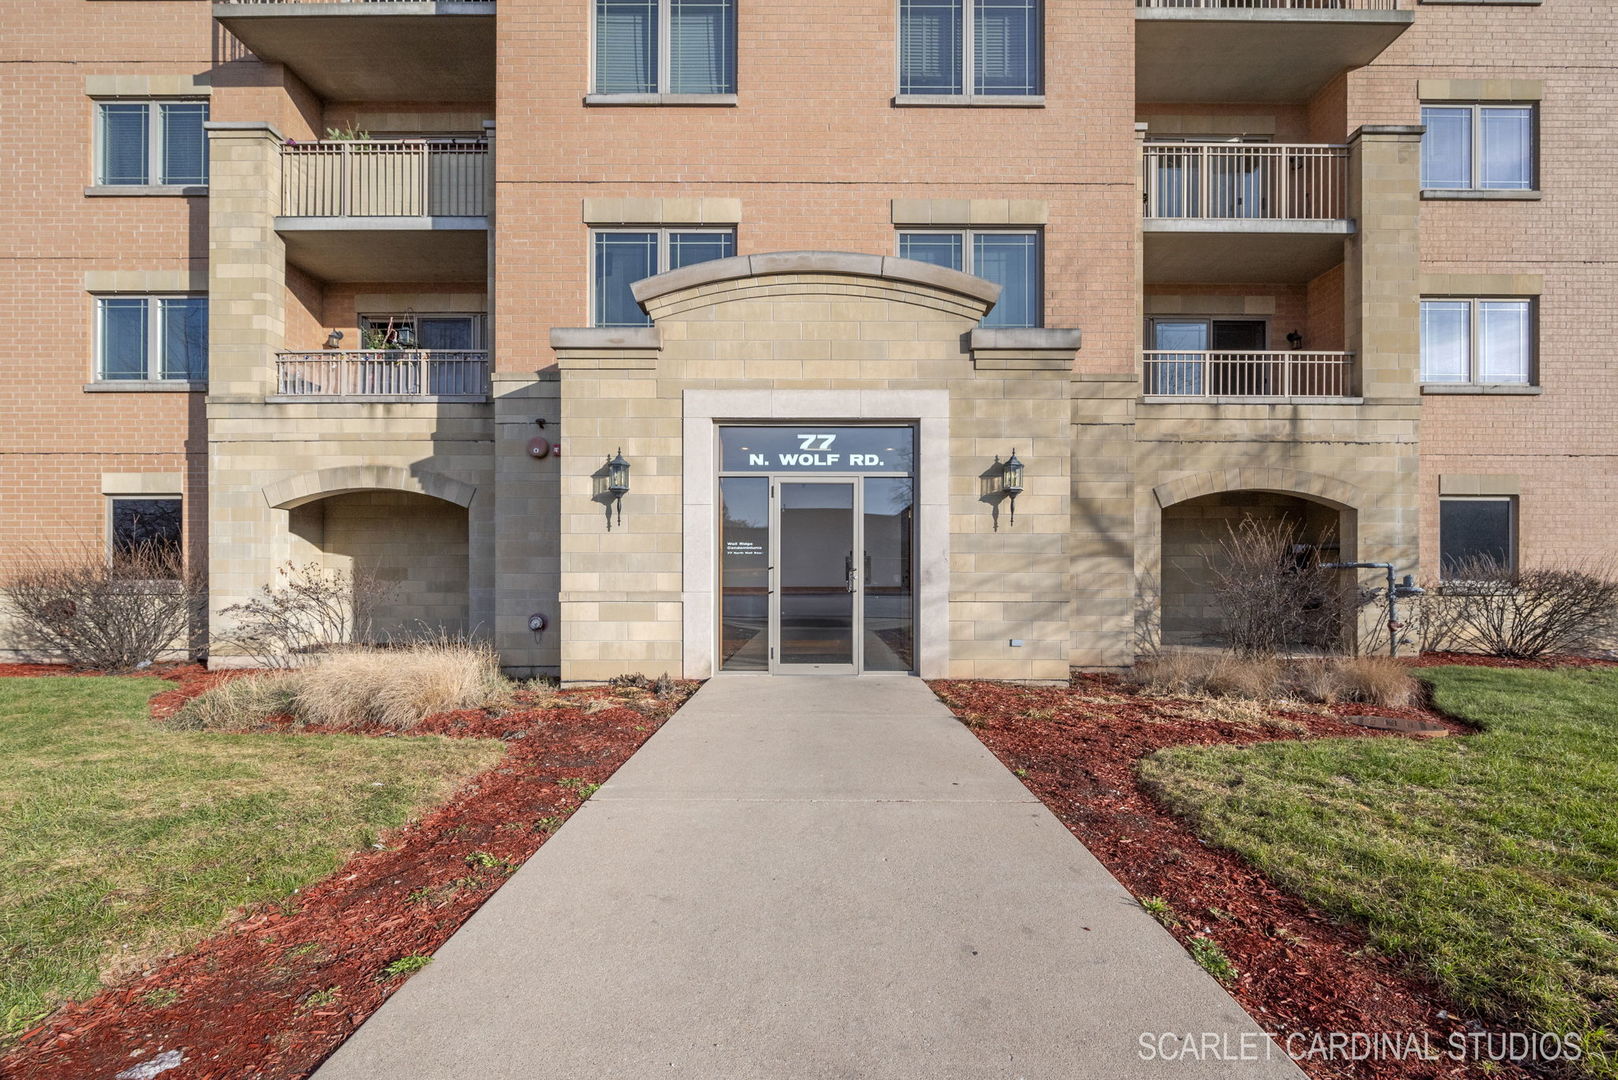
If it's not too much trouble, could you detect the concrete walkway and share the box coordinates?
[314,677,1305,1079]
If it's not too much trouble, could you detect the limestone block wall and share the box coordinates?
[552,257,1078,682]
[206,402,495,657]
[293,490,471,638]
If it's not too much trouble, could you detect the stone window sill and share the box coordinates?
[1421,189,1541,201]
[84,380,207,393]
[893,95,1045,108]
[85,185,208,198]
[584,93,738,107]
[1421,383,1542,395]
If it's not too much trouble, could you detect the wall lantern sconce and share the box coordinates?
[998,449,1025,527]
[606,449,631,528]
[323,329,344,350]
[1286,330,1304,350]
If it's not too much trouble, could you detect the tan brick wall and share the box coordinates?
[0,2,213,619]
[1352,2,1618,571]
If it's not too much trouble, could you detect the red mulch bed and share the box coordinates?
[0,666,695,1080]
[930,674,1532,1080]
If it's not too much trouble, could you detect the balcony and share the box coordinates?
[1135,0,1412,104]
[213,1,495,102]
[1142,350,1356,399]
[272,350,490,401]
[1142,142,1351,283]
[278,139,489,282]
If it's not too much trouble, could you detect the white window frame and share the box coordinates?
[591,0,737,98]
[1420,102,1538,192]
[895,0,1044,104]
[93,99,210,189]
[896,227,1044,327]
[1439,495,1518,581]
[1419,296,1536,386]
[589,226,736,326]
[95,294,208,383]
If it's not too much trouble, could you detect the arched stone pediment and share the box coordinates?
[1153,467,1364,511]
[262,464,476,510]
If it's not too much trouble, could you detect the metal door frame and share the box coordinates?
[769,476,861,675]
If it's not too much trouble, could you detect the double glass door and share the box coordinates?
[719,469,915,675]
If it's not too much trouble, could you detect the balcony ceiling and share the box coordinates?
[279,222,489,283]
[1135,9,1413,104]
[1143,222,1350,284]
[214,3,495,102]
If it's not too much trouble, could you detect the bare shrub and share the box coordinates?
[1,542,203,671]
[171,641,512,731]
[1327,655,1419,708]
[218,562,392,667]
[1204,516,1341,657]
[1442,556,1618,660]
[1355,577,1471,657]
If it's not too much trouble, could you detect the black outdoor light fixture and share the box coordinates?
[323,329,344,350]
[1286,330,1304,350]
[999,449,1025,527]
[606,448,631,528]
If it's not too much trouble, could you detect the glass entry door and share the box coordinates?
[716,426,917,675]
[774,481,857,673]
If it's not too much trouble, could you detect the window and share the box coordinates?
[110,497,183,575]
[594,0,736,96]
[899,230,1041,328]
[97,296,208,382]
[358,313,485,351]
[592,228,735,326]
[1420,104,1535,191]
[1420,298,1534,384]
[1440,497,1515,578]
[899,0,1041,100]
[96,101,209,187]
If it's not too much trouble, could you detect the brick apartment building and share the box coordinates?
[1,0,1612,680]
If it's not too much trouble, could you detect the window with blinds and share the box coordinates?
[97,296,208,381]
[595,0,736,96]
[95,101,209,187]
[592,228,735,327]
[900,0,1040,99]
[899,229,1042,328]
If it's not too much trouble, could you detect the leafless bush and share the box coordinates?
[1439,556,1618,659]
[1,542,203,671]
[173,641,512,731]
[218,561,392,667]
[1204,516,1341,657]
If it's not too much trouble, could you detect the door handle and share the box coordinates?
[845,552,856,593]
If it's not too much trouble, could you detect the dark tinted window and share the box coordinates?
[111,498,183,572]
[1440,497,1513,577]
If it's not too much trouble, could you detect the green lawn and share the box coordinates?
[0,677,503,1042]
[1141,667,1618,1072]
